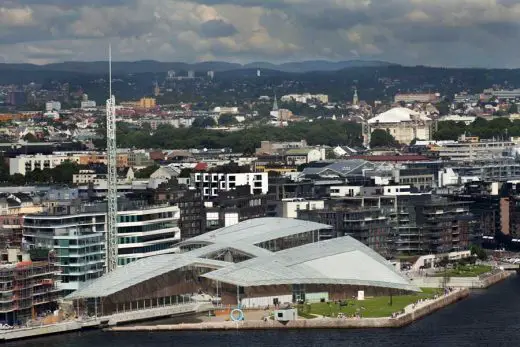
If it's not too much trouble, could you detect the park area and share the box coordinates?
[432,264,493,278]
[298,288,442,319]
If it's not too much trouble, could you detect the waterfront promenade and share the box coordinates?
[107,288,469,331]
[0,301,213,342]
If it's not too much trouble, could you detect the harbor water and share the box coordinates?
[7,275,520,347]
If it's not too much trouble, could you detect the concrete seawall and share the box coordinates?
[410,270,513,289]
[0,321,87,342]
[108,289,469,331]
[0,302,213,341]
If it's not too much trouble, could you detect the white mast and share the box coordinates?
[106,44,118,272]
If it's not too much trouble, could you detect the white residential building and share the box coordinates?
[80,100,97,109]
[438,115,476,125]
[45,100,61,112]
[213,106,239,115]
[330,186,363,198]
[191,172,269,198]
[279,198,325,218]
[280,93,329,104]
[117,205,181,266]
[150,166,181,180]
[10,154,80,176]
[433,139,515,161]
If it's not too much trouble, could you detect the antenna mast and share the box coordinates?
[106,44,118,272]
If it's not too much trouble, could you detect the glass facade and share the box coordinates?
[23,213,106,294]
[116,206,181,266]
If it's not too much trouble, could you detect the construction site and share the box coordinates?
[0,255,61,325]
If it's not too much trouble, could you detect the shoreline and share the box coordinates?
[107,288,469,331]
[0,270,513,341]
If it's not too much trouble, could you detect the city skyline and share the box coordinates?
[1,0,520,68]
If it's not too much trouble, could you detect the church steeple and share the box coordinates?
[272,91,279,111]
[353,87,359,106]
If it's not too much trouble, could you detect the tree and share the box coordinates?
[0,156,9,183]
[179,168,193,178]
[435,101,451,116]
[23,133,38,142]
[370,129,398,148]
[192,117,216,128]
[135,164,159,179]
[469,244,487,261]
[9,173,25,185]
[52,161,81,184]
[218,114,236,126]
[510,103,519,114]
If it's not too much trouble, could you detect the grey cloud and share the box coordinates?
[293,8,369,31]
[2,0,520,67]
[199,19,238,38]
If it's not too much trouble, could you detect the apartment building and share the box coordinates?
[23,203,181,293]
[191,172,268,199]
[204,186,274,231]
[23,211,106,293]
[297,207,393,258]
[116,204,181,266]
[9,154,78,176]
[271,198,326,219]
[394,93,440,103]
[9,152,129,176]
[432,139,515,162]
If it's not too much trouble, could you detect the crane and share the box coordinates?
[106,45,118,272]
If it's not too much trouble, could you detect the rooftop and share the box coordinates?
[368,107,431,124]
[66,217,418,300]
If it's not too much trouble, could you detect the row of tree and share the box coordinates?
[434,117,520,141]
[100,120,362,153]
[0,160,82,185]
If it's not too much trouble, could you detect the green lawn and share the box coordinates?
[301,288,441,318]
[432,265,493,278]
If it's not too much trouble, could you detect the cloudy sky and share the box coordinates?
[1,0,519,67]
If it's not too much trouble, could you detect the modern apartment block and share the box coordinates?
[310,188,475,257]
[23,211,106,294]
[191,172,268,199]
[116,204,181,266]
[23,202,181,293]
[204,186,274,231]
[388,195,473,256]
[297,206,393,257]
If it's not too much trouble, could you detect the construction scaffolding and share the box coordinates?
[0,257,61,325]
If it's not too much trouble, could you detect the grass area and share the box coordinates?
[301,288,442,319]
[432,264,493,278]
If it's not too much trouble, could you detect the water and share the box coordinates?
[7,276,520,347]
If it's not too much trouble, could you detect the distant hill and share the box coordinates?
[0,59,397,75]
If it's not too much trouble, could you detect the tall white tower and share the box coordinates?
[353,87,359,106]
[106,45,118,272]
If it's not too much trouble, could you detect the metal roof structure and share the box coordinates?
[301,160,375,177]
[66,217,418,300]
[202,237,418,291]
[179,218,332,248]
[67,253,227,299]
